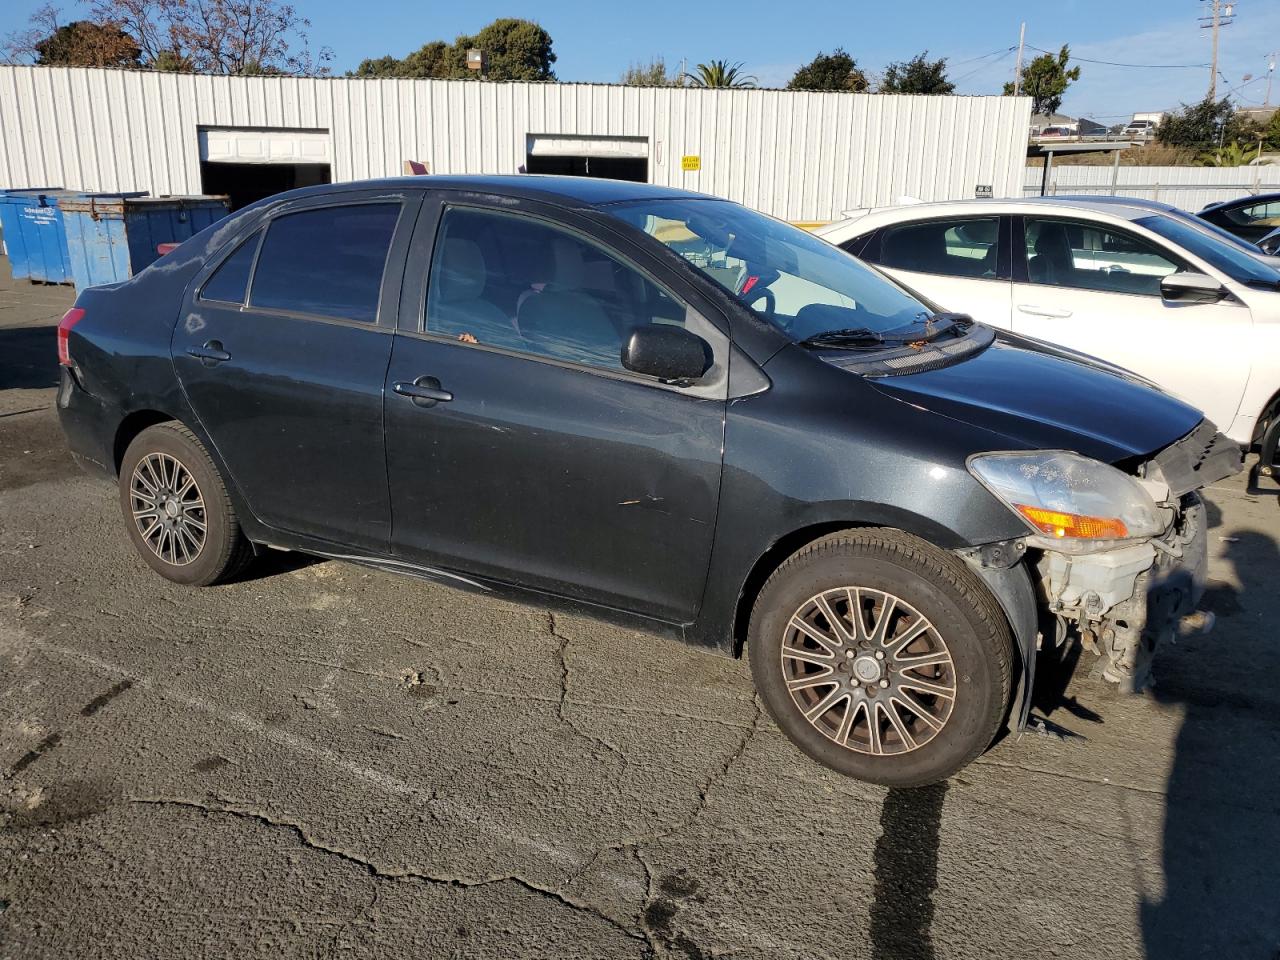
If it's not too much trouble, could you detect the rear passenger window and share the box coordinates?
[200,234,259,304]
[425,206,688,372]
[869,218,1001,280]
[250,204,399,322]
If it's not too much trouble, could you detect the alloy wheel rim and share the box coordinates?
[780,587,956,756]
[130,452,207,566]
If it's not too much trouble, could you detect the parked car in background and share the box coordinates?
[57,176,1238,787]
[1198,192,1280,244]
[817,197,1280,458]
[1121,119,1156,141]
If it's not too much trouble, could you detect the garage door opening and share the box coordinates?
[200,161,331,211]
[198,126,333,211]
[525,135,649,183]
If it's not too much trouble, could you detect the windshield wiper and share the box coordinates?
[901,312,975,342]
[798,327,889,349]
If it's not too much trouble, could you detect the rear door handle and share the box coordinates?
[187,340,232,364]
[394,376,453,408]
[1017,304,1073,319]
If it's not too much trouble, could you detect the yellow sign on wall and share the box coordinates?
[681,155,701,172]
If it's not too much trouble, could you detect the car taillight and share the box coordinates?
[57,307,85,366]
[156,242,179,256]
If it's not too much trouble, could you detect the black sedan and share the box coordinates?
[56,175,1237,785]
[1198,191,1280,244]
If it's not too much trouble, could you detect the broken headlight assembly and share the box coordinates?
[968,451,1167,548]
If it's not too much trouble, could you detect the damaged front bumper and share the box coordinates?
[963,420,1243,722]
[1035,419,1241,691]
[1036,491,1208,691]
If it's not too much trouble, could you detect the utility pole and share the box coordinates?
[1013,22,1026,97]
[1200,0,1235,101]
[1267,51,1276,106]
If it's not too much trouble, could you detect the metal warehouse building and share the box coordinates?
[0,65,1031,221]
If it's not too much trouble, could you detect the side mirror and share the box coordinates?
[621,325,711,383]
[1258,227,1280,258]
[1160,271,1227,305]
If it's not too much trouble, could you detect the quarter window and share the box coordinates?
[1223,200,1280,227]
[1023,218,1183,297]
[426,207,688,373]
[200,233,259,305]
[250,203,400,322]
[869,217,1001,280]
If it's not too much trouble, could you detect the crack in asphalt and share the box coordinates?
[548,612,630,772]
[128,796,651,953]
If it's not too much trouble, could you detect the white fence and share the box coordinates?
[0,65,1032,222]
[1024,164,1280,210]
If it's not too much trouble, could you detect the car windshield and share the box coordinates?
[1137,213,1280,286]
[603,198,934,341]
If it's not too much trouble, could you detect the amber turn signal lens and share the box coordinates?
[1014,504,1128,539]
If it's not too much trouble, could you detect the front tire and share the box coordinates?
[118,422,253,586]
[748,528,1012,787]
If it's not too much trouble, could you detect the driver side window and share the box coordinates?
[1023,218,1184,297]
[425,207,688,372]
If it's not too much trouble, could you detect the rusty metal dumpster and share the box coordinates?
[61,194,230,291]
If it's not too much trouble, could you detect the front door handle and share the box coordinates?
[1017,304,1073,319]
[394,376,453,408]
[187,340,232,365]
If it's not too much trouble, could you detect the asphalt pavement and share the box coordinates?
[2,258,1279,959]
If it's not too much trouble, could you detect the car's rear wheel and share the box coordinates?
[118,423,253,586]
[748,528,1012,787]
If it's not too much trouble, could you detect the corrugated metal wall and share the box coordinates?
[1024,164,1280,210]
[0,65,1031,221]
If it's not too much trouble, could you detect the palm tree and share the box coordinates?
[686,59,757,89]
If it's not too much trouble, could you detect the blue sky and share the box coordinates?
[4,0,1278,120]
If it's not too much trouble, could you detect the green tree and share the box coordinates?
[787,49,868,92]
[620,56,677,86]
[1003,44,1080,115]
[688,59,756,89]
[880,51,954,95]
[351,41,456,78]
[33,18,141,67]
[1157,97,1262,149]
[349,19,553,82]
[455,18,554,81]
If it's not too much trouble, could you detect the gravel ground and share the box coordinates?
[2,259,1279,959]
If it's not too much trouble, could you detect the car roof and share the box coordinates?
[814,196,1170,238]
[1198,191,1280,214]
[264,174,719,209]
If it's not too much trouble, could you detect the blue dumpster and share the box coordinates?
[0,189,76,283]
[62,194,231,291]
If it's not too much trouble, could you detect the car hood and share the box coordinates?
[865,333,1203,462]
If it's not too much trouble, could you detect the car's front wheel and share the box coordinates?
[748,528,1012,787]
[118,422,253,586]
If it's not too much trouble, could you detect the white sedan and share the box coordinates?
[815,198,1280,447]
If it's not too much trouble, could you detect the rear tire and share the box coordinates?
[118,422,253,586]
[748,528,1012,787]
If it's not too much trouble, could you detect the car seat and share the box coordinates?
[432,238,516,343]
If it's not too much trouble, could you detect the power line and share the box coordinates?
[951,48,1015,85]
[1025,43,1210,69]
[950,45,1016,67]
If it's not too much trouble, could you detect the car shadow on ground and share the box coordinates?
[0,325,59,391]
[1020,495,1280,955]
[1138,525,1280,957]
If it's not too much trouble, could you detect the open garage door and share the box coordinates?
[525,134,648,182]
[198,127,333,211]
